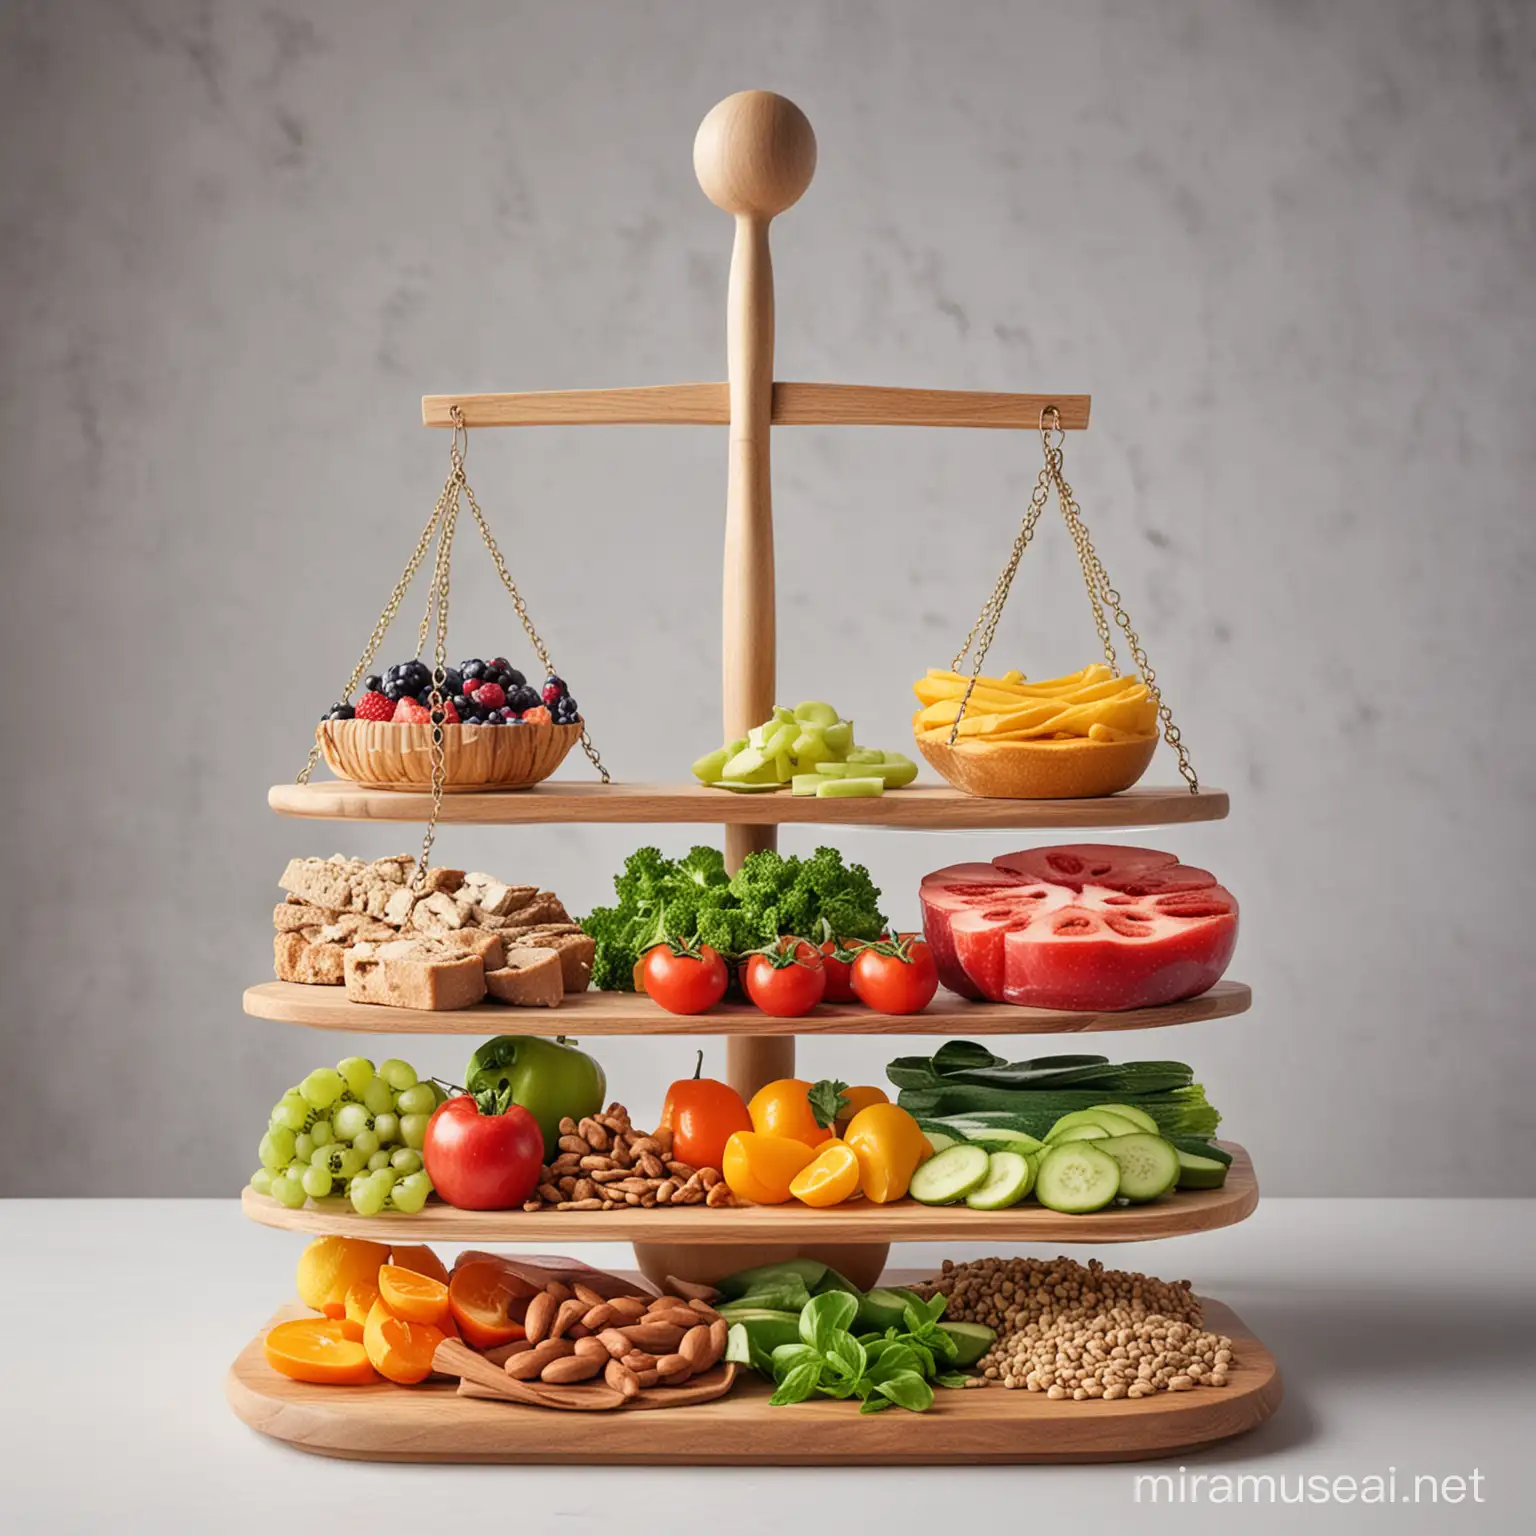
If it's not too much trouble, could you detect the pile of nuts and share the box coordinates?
[522,1103,736,1211]
[914,1255,1235,1401]
[494,1276,729,1396]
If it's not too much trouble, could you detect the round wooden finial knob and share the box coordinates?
[694,91,817,218]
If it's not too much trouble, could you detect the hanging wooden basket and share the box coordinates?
[317,719,582,792]
[916,733,1156,800]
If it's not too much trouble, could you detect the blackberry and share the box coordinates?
[506,668,526,689]
[323,703,355,721]
[511,684,542,712]
[460,658,485,681]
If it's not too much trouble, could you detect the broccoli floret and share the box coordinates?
[675,845,729,891]
[696,906,758,957]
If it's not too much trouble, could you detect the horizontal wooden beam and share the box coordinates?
[421,383,1090,430]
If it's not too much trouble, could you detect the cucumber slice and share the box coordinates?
[1088,1102,1160,1135]
[691,747,730,782]
[763,722,797,757]
[1035,1142,1121,1213]
[875,757,919,788]
[814,760,857,776]
[965,1151,1035,1210]
[816,777,885,798]
[705,780,783,793]
[1167,1136,1233,1168]
[965,1127,1044,1157]
[845,746,885,764]
[908,1143,991,1205]
[1048,1122,1108,1143]
[1097,1134,1181,1202]
[790,774,823,796]
[938,1321,996,1368]
[822,720,854,754]
[1175,1149,1230,1190]
[919,1128,964,1154]
[1044,1108,1141,1142]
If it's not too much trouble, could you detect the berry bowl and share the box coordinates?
[916,733,1157,800]
[317,719,583,792]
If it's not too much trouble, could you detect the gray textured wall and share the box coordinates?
[2,0,1532,1196]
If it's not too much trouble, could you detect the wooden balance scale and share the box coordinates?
[230,91,1280,1463]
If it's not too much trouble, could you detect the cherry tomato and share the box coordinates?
[744,938,826,1018]
[851,934,939,1015]
[423,1094,543,1210]
[818,939,860,1003]
[660,1050,753,1169]
[641,942,729,1016]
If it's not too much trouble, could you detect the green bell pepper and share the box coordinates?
[464,1036,607,1160]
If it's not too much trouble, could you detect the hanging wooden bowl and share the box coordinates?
[916,733,1157,800]
[317,720,583,792]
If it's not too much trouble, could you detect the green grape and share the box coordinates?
[271,1174,306,1209]
[337,1056,374,1096]
[362,1077,395,1116]
[395,1083,436,1116]
[389,1148,423,1175]
[399,1112,430,1150]
[373,1111,400,1145]
[351,1176,388,1217]
[257,1130,290,1171]
[338,1147,368,1178]
[286,1159,309,1182]
[311,1144,343,1172]
[352,1128,380,1158]
[271,1095,308,1132]
[310,1119,334,1148]
[367,1150,392,1172]
[301,1165,333,1200]
[379,1058,418,1092]
[333,1103,372,1142]
[249,1168,273,1195]
[391,1171,431,1214]
[300,1067,344,1109]
[294,1132,314,1161]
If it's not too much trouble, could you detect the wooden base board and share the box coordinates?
[242,1144,1256,1246]
[227,1291,1280,1465]
[243,978,1252,1037]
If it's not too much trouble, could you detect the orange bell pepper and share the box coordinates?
[747,1078,835,1148]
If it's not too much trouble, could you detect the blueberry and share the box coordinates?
[511,685,540,712]
[491,656,510,672]
[506,668,526,689]
[482,714,502,726]
[461,659,485,680]
[323,703,355,721]
[363,674,382,693]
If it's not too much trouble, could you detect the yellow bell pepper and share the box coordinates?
[842,1103,929,1204]
[833,1084,889,1136]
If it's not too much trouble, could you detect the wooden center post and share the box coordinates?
[694,91,817,1103]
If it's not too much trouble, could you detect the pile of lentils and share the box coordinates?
[913,1255,1235,1401]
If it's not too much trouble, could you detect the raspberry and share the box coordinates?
[354,691,394,722]
[392,697,430,724]
[522,704,552,725]
[542,676,567,705]
[473,681,506,710]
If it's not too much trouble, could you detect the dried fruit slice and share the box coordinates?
[377,1263,451,1327]
[264,1317,378,1385]
[363,1298,445,1385]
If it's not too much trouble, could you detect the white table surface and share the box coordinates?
[2,1198,1532,1535]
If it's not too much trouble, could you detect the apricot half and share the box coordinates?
[378,1263,451,1327]
[363,1298,445,1385]
[265,1317,377,1385]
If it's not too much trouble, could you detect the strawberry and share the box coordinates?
[392,697,431,724]
[473,681,506,710]
[354,691,394,722]
[433,698,461,724]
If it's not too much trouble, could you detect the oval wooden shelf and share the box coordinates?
[227,1283,1280,1464]
[267,778,1229,829]
[242,1144,1255,1244]
[243,978,1252,1037]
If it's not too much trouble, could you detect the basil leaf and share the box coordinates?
[818,1367,860,1399]
[868,1343,919,1383]
[876,1371,935,1413]
[907,1340,936,1378]
[768,1360,822,1406]
[901,1302,926,1335]
[924,1293,948,1325]
[800,1289,859,1352]
[736,1278,812,1313]
[926,1327,960,1361]
[824,1331,867,1382]
[859,1394,893,1413]
[936,1372,971,1389]
[769,1342,819,1380]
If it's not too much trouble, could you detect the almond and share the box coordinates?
[507,1339,574,1379]
[606,1296,648,1322]
[523,1292,556,1345]
[666,1276,721,1303]
[582,1302,616,1331]
[708,1318,729,1362]
[573,1337,610,1360]
[541,1353,604,1384]
[604,1358,641,1398]
[620,1350,657,1372]
[619,1321,686,1351]
[679,1324,713,1371]
[656,1353,692,1384]
[572,1283,606,1308]
[632,1368,660,1388]
[647,1307,700,1331]
[550,1298,589,1339]
[544,1280,572,1304]
[687,1298,723,1324]
[597,1328,633,1359]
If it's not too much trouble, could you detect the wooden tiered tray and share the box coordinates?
[268,779,1229,828]
[242,1143,1256,1244]
[244,978,1252,1037]
[227,1285,1281,1465]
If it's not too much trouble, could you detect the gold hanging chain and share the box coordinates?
[945,462,1053,743]
[294,487,452,785]
[947,409,1202,794]
[414,464,460,886]
[452,408,610,783]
